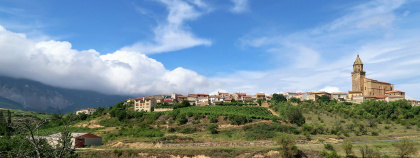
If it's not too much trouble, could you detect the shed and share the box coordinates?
[45,133,102,148]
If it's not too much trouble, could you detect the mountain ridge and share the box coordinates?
[0,75,131,113]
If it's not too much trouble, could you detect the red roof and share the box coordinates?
[164,99,173,102]
[76,133,101,139]
[348,91,362,93]
[385,90,405,94]
[376,95,388,98]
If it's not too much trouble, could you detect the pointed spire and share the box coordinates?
[354,54,363,65]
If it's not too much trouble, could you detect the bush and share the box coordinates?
[276,133,299,158]
[208,124,218,134]
[359,145,381,158]
[324,144,334,151]
[209,115,218,123]
[341,140,353,157]
[319,150,339,158]
[179,128,197,134]
[392,138,417,158]
[176,114,188,125]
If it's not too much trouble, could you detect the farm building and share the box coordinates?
[45,133,102,148]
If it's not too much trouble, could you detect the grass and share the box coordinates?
[77,146,280,158]
[297,140,420,158]
[302,109,420,142]
[178,106,276,120]
[0,108,52,119]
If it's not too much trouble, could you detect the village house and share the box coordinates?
[243,95,253,102]
[177,95,188,103]
[208,95,218,105]
[331,92,348,101]
[303,91,331,102]
[44,133,102,148]
[76,108,96,115]
[134,97,157,112]
[348,91,364,104]
[408,100,420,106]
[385,90,405,99]
[256,93,266,100]
[197,95,209,106]
[217,92,230,99]
[187,94,198,105]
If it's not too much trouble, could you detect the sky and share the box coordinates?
[0,0,420,99]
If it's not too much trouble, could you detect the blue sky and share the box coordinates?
[1,0,420,99]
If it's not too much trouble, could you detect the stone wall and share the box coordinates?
[156,141,275,148]
[154,108,173,112]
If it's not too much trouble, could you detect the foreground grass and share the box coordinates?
[77,146,281,158]
[298,140,420,158]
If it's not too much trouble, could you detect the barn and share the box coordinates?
[45,133,102,148]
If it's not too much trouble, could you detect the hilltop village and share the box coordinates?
[78,55,418,114]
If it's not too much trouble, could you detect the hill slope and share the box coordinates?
[0,75,131,113]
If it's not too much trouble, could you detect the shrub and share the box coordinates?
[359,145,381,158]
[276,133,299,158]
[319,150,339,158]
[341,140,353,157]
[168,127,176,133]
[209,115,218,123]
[176,114,188,125]
[324,144,334,151]
[208,124,218,134]
[179,128,197,134]
[392,138,417,158]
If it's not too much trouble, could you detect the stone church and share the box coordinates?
[351,55,405,99]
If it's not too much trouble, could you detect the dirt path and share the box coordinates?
[261,102,280,117]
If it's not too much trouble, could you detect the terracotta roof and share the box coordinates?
[256,93,265,95]
[365,78,390,84]
[164,99,173,102]
[385,90,405,94]
[197,94,209,96]
[375,95,388,98]
[348,91,362,93]
[76,133,102,139]
[354,54,363,65]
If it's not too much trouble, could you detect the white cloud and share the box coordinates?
[0,25,220,96]
[122,0,212,54]
[230,0,249,13]
[327,0,404,31]
[319,86,341,93]
[234,0,420,99]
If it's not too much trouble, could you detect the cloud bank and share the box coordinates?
[121,0,212,54]
[0,25,219,96]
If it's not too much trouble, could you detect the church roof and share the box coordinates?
[354,55,363,65]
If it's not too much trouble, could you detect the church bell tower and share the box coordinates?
[352,55,365,93]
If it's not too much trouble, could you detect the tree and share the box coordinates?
[257,99,263,106]
[0,111,5,136]
[392,138,417,158]
[318,95,330,103]
[272,94,287,103]
[276,133,299,158]
[286,106,305,126]
[208,124,218,134]
[0,110,76,158]
[341,140,353,157]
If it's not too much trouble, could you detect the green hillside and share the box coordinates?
[0,96,24,110]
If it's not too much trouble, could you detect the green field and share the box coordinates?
[177,105,276,120]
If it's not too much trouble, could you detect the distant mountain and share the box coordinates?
[0,75,132,113]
